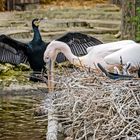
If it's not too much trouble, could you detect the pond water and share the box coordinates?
[0,91,47,140]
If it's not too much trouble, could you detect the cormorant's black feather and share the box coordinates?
[56,32,103,63]
[0,34,27,52]
[0,36,28,65]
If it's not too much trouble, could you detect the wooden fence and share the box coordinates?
[5,0,40,10]
[110,0,121,5]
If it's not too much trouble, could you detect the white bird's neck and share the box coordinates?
[55,41,85,67]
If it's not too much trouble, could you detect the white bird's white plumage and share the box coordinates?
[122,62,131,75]
[86,46,93,53]
[44,40,140,69]
[113,62,131,75]
[82,40,137,68]
[114,66,121,74]
[104,44,140,67]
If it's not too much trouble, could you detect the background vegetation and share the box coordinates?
[0,0,5,11]
[40,0,108,4]
[0,0,108,11]
[135,7,140,41]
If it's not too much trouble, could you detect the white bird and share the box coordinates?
[113,66,121,74]
[122,62,131,75]
[104,44,140,67]
[44,39,140,83]
[113,62,131,76]
[44,40,138,70]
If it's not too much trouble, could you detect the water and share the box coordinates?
[0,92,47,140]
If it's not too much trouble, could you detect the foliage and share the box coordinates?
[0,0,5,11]
[135,7,140,42]
[0,0,108,11]
[40,0,108,4]
[129,5,140,42]
[121,0,140,42]
[40,0,56,4]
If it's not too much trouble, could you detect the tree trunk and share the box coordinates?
[121,0,136,40]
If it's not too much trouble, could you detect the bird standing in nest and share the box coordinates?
[44,39,140,85]
[44,40,138,70]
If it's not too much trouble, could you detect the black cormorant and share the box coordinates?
[0,18,103,82]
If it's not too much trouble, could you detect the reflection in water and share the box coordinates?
[0,93,47,140]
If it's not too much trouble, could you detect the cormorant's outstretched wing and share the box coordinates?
[56,32,103,63]
[0,34,28,65]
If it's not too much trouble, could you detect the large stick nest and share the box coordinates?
[44,66,140,140]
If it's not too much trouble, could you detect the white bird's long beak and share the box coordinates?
[47,59,54,93]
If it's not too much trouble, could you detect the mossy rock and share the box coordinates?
[14,63,30,71]
[0,63,30,85]
[0,63,14,74]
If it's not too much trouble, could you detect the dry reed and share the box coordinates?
[43,65,140,140]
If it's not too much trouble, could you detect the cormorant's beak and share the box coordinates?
[39,17,47,24]
[35,18,47,27]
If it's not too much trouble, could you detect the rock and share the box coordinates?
[0,63,14,73]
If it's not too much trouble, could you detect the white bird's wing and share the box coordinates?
[86,47,93,53]
[84,40,138,68]
[104,44,140,66]
[86,40,136,59]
